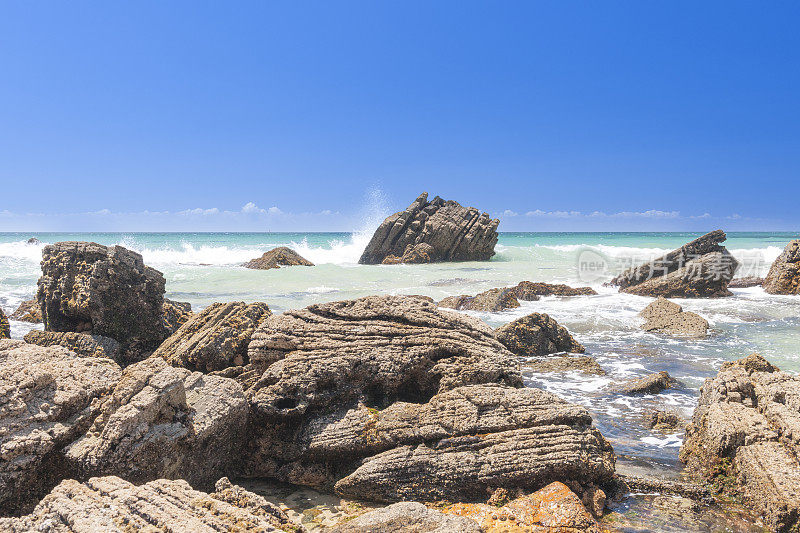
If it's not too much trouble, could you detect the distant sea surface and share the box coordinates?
[1,230,798,501]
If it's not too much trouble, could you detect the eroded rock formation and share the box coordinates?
[763,240,800,294]
[162,298,193,335]
[331,502,481,532]
[495,312,585,356]
[359,192,499,264]
[524,355,605,375]
[9,299,41,323]
[439,287,521,312]
[616,371,678,395]
[640,297,709,337]
[0,309,9,339]
[243,247,314,270]
[24,330,121,360]
[510,281,597,298]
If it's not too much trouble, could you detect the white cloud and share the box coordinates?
[178,207,220,216]
[525,209,680,219]
[502,209,518,217]
[241,202,263,214]
[90,208,111,216]
[267,206,283,215]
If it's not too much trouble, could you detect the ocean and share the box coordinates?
[1,230,798,527]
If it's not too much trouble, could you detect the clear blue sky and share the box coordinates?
[1,1,798,231]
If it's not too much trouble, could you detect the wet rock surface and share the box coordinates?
[617,371,678,395]
[24,330,121,360]
[509,281,598,298]
[359,192,499,264]
[331,502,481,532]
[9,299,41,323]
[154,301,271,372]
[524,355,605,375]
[680,353,800,532]
[763,240,800,294]
[0,340,122,514]
[643,409,684,432]
[0,476,304,532]
[37,242,170,362]
[244,246,315,270]
[640,297,709,337]
[495,312,585,356]
[728,277,764,289]
[0,309,9,339]
[439,287,521,312]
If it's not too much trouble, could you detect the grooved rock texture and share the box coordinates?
[0,340,122,515]
[331,502,481,532]
[9,299,41,323]
[153,301,271,372]
[0,309,9,339]
[439,288,521,312]
[763,240,800,294]
[23,330,121,360]
[680,354,800,532]
[608,230,738,297]
[616,371,678,395]
[359,192,499,264]
[640,297,709,337]
[509,281,598,298]
[244,247,314,270]
[440,482,602,533]
[524,355,605,375]
[495,313,585,356]
[0,476,304,532]
[37,242,169,362]
[65,357,248,489]
[161,298,193,335]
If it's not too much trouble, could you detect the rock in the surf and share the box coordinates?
[609,230,738,297]
[510,281,598,298]
[65,357,248,488]
[617,371,678,395]
[0,340,122,515]
[643,410,684,432]
[639,297,709,337]
[153,301,271,372]
[331,502,481,532]
[728,277,764,289]
[0,476,303,533]
[495,312,585,356]
[24,330,121,360]
[762,240,800,294]
[9,298,42,323]
[161,298,193,335]
[37,242,170,362]
[239,295,613,501]
[243,246,314,269]
[438,287,521,312]
[0,308,9,339]
[358,192,499,264]
[680,354,800,532]
[524,355,604,375]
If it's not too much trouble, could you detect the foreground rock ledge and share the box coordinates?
[680,354,800,532]
[0,476,303,532]
[358,192,499,264]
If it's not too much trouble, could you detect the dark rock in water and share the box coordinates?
[495,312,585,356]
[244,246,314,270]
[9,299,42,323]
[763,240,800,294]
[37,242,170,362]
[640,297,709,337]
[331,502,481,532]
[0,340,122,515]
[0,476,302,532]
[153,301,271,372]
[728,276,764,288]
[680,353,800,532]
[510,281,597,299]
[381,254,402,264]
[617,371,677,395]
[65,357,248,489]
[24,330,121,360]
[359,192,499,264]
[161,298,193,335]
[608,230,738,297]
[236,295,613,502]
[525,355,604,375]
[26,237,40,245]
[439,287,520,312]
[643,409,684,432]
[0,308,9,339]
[610,473,711,502]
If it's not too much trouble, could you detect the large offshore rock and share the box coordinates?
[509,281,597,299]
[608,230,738,297]
[24,330,121,360]
[680,354,800,532]
[37,242,169,361]
[495,312,585,356]
[359,192,499,264]
[439,288,521,312]
[243,246,314,270]
[237,296,613,501]
[161,298,193,335]
[763,240,800,294]
[0,476,304,532]
[9,299,41,323]
[153,301,271,372]
[331,502,481,532]
[0,308,9,339]
[65,357,248,489]
[0,340,122,514]
[639,297,709,337]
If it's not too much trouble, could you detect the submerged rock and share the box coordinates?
[763,240,800,294]
[617,371,678,395]
[37,242,170,362]
[639,297,709,337]
[9,299,41,323]
[0,340,122,514]
[495,312,585,356]
[0,476,303,532]
[609,230,738,297]
[509,281,597,299]
[643,409,684,432]
[243,246,314,270]
[359,192,499,264]
[153,301,271,372]
[161,298,193,335]
[524,355,605,375]
[0,308,9,339]
[439,287,521,312]
[331,502,481,532]
[680,354,800,532]
[24,330,121,360]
